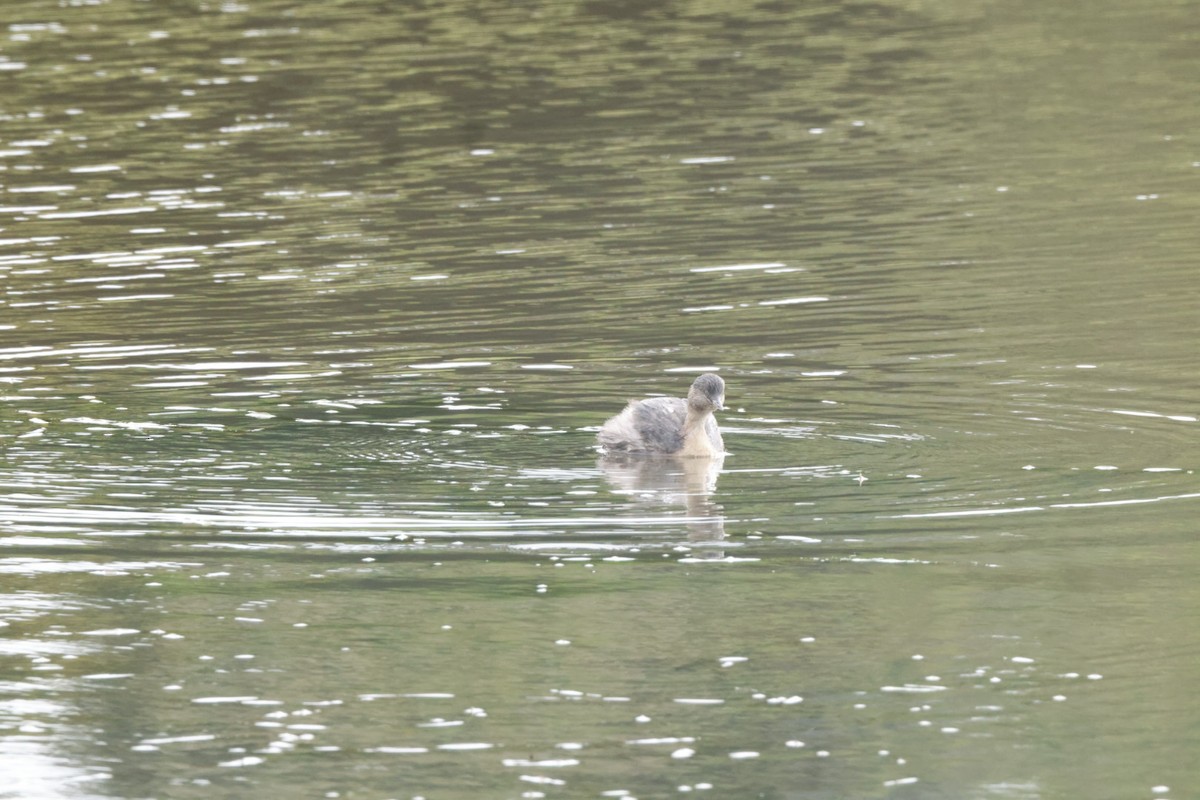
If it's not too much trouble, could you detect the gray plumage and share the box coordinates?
[597,373,726,457]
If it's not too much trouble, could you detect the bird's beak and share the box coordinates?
[716,397,725,411]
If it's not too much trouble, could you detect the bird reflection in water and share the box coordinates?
[597,453,726,546]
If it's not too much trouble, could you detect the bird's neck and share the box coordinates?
[679,409,716,457]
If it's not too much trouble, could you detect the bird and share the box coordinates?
[597,373,725,457]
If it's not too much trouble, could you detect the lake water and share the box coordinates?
[1,1,1197,798]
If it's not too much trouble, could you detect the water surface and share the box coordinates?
[1,1,1197,798]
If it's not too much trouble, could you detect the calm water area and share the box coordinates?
[1,1,1198,798]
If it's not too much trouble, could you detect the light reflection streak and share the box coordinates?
[0,503,724,536]
[891,491,1200,520]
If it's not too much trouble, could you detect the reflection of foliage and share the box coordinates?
[2,0,957,356]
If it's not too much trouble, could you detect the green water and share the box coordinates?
[1,1,1197,798]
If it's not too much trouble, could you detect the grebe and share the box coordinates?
[597,373,725,457]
